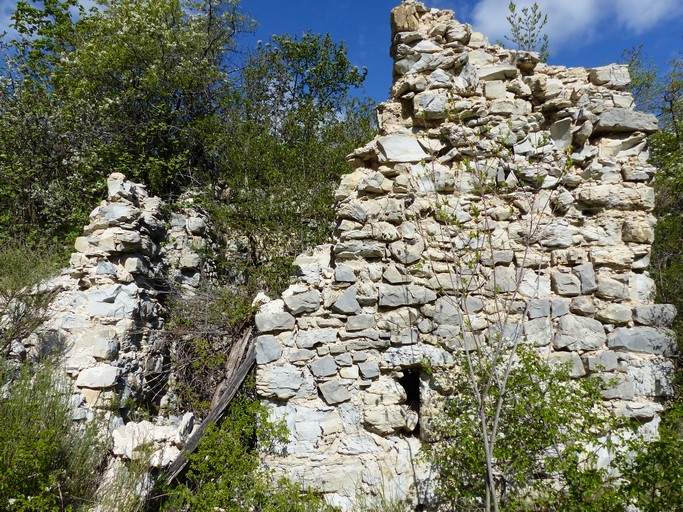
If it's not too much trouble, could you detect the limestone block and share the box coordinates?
[334,241,385,260]
[570,296,596,316]
[377,134,429,163]
[478,65,518,81]
[596,277,629,301]
[87,284,137,318]
[332,287,363,315]
[289,349,315,363]
[622,217,655,243]
[630,274,656,302]
[576,184,655,211]
[364,405,410,435]
[553,315,606,351]
[391,3,420,32]
[433,296,461,325]
[551,298,571,319]
[378,284,436,307]
[112,421,155,459]
[319,379,351,405]
[99,203,140,226]
[597,373,636,400]
[523,317,553,346]
[552,272,581,297]
[256,335,282,365]
[596,305,632,325]
[586,351,618,372]
[528,299,550,319]
[383,265,412,284]
[589,65,630,89]
[593,108,658,134]
[296,329,338,349]
[489,98,531,116]
[633,305,677,326]
[255,311,295,333]
[381,345,453,369]
[388,238,425,265]
[483,80,506,99]
[590,247,634,269]
[258,364,307,400]
[608,327,675,355]
[549,118,573,151]
[75,365,119,389]
[414,90,450,120]
[572,263,598,294]
[310,355,338,378]
[548,352,586,377]
[283,289,321,315]
[359,172,393,194]
[359,361,380,379]
[346,314,375,332]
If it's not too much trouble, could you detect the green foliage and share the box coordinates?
[210,31,375,295]
[425,345,620,511]
[505,1,549,62]
[158,388,333,511]
[618,403,683,511]
[0,360,108,510]
[0,243,58,353]
[165,283,256,416]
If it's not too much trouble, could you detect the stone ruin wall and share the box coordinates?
[11,172,214,478]
[254,1,676,509]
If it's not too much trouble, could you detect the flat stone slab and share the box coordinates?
[376,134,428,163]
[75,365,119,389]
[608,327,675,355]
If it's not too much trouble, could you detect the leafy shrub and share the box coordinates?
[0,361,108,510]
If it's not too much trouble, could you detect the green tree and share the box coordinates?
[211,32,375,294]
[505,1,549,62]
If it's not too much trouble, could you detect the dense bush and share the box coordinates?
[0,361,108,510]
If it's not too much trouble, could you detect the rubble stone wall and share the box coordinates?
[255,1,676,509]
[21,173,211,471]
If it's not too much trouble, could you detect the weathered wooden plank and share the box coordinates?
[165,328,255,484]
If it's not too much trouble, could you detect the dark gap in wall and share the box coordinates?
[399,367,421,437]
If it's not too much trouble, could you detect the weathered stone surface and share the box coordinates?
[376,134,428,163]
[256,335,281,365]
[255,311,296,333]
[388,238,425,265]
[596,277,629,301]
[319,380,351,404]
[283,289,321,315]
[572,263,598,294]
[596,304,632,325]
[553,315,606,351]
[551,272,581,297]
[608,327,675,355]
[258,364,306,399]
[332,287,363,315]
[548,352,586,377]
[589,65,630,88]
[310,355,338,378]
[594,108,658,134]
[378,285,436,307]
[75,365,119,389]
[297,329,338,349]
[335,264,357,283]
[633,305,677,326]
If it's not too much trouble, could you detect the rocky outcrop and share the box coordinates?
[255,1,675,509]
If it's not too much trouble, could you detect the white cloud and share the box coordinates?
[469,0,682,52]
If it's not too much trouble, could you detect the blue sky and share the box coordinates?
[1,0,682,102]
[242,0,683,102]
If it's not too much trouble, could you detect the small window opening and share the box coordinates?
[399,368,421,437]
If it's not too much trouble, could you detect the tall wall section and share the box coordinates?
[255,1,676,509]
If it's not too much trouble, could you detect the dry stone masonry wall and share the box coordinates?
[255,1,676,509]
[20,173,212,476]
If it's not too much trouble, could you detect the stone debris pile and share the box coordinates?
[255,1,675,509]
